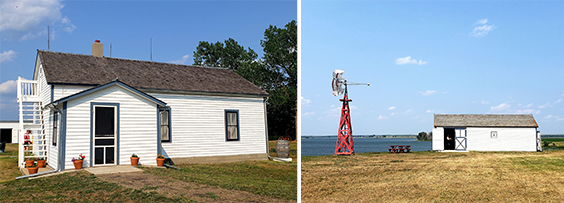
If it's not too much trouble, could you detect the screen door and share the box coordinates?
[93,106,116,165]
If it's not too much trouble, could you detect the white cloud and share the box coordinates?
[0,80,17,93]
[388,106,396,110]
[61,16,76,33]
[476,18,488,25]
[168,54,190,64]
[300,96,312,106]
[426,110,435,113]
[489,102,511,113]
[526,103,533,108]
[469,24,495,37]
[539,102,552,109]
[390,113,395,116]
[0,50,17,63]
[405,109,412,114]
[303,112,315,116]
[555,99,562,104]
[515,109,540,114]
[395,56,428,66]
[419,90,436,96]
[481,100,490,105]
[0,0,74,41]
[377,115,388,120]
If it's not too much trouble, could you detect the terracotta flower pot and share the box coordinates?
[73,160,83,169]
[156,158,165,167]
[25,160,34,167]
[131,157,140,166]
[28,166,39,175]
[37,160,46,168]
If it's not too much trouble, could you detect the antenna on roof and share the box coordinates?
[110,43,112,57]
[331,69,369,156]
[47,26,50,50]
[150,38,153,61]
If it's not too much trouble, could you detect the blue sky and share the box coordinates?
[301,1,564,135]
[0,0,296,120]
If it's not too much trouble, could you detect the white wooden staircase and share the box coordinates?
[17,77,47,168]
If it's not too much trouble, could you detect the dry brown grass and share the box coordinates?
[301,150,564,202]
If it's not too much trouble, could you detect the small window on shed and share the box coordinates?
[491,131,498,139]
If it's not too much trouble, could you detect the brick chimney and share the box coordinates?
[92,40,103,57]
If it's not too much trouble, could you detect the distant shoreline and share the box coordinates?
[302,135,417,139]
[302,134,564,139]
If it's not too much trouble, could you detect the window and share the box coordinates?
[160,107,171,142]
[225,110,240,141]
[52,112,58,146]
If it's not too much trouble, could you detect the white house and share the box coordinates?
[17,40,270,171]
[432,114,541,152]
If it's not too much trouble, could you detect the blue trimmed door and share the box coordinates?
[93,105,117,165]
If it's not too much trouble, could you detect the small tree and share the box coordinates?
[417,132,428,141]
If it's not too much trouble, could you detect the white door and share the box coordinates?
[455,128,467,150]
[93,105,117,166]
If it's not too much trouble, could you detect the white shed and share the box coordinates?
[432,114,541,152]
[16,43,270,170]
[0,121,30,143]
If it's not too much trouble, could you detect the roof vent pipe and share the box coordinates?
[92,40,103,57]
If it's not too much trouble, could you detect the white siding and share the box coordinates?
[36,65,59,167]
[466,127,537,151]
[432,127,444,151]
[64,85,158,169]
[149,92,267,159]
[53,85,89,102]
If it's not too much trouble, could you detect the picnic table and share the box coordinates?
[388,145,411,153]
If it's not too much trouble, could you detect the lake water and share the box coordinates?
[301,137,432,156]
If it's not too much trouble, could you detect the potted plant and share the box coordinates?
[156,154,165,167]
[131,154,140,166]
[72,153,86,170]
[37,157,46,168]
[25,157,35,167]
[27,163,39,175]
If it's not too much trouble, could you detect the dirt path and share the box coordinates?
[96,171,295,202]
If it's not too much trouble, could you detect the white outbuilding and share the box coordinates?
[432,114,541,152]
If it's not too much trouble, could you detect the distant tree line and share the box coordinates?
[192,20,297,140]
[417,131,433,141]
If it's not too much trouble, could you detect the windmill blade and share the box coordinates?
[332,69,346,96]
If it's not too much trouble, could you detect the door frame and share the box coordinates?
[90,102,120,167]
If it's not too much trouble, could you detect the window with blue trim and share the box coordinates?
[52,111,59,146]
[225,110,239,141]
[160,107,171,142]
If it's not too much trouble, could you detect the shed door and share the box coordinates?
[93,106,117,166]
[455,128,467,151]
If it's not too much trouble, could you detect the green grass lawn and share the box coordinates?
[1,143,297,201]
[143,160,298,200]
[0,144,22,182]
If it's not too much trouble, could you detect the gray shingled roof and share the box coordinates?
[37,50,268,96]
[434,114,538,127]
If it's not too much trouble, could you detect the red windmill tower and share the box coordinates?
[332,69,369,156]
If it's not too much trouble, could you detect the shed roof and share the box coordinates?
[434,114,538,127]
[36,50,268,96]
